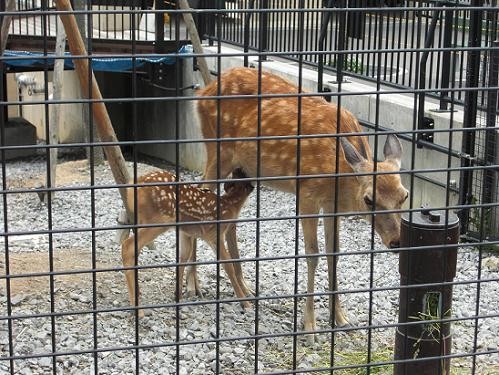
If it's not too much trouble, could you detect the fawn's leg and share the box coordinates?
[225,223,254,296]
[323,203,349,327]
[122,227,165,317]
[182,233,203,297]
[186,148,234,294]
[209,238,252,309]
[178,233,197,300]
[300,200,320,343]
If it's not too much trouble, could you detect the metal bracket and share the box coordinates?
[417,116,435,148]
[322,87,332,102]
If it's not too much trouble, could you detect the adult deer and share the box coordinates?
[192,67,408,337]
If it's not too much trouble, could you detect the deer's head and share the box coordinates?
[224,168,255,198]
[341,135,409,249]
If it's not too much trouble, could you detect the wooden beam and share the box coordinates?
[53,0,132,206]
[47,19,67,200]
[178,0,212,86]
[0,0,16,54]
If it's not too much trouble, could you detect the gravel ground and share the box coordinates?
[0,155,497,374]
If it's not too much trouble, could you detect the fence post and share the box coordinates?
[394,209,460,374]
[438,8,454,111]
[318,0,334,92]
[258,0,269,61]
[458,0,484,235]
[244,0,256,67]
[336,0,347,84]
[0,0,15,54]
[481,40,499,238]
[154,0,165,53]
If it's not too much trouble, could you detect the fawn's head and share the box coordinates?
[223,168,255,198]
[340,135,409,249]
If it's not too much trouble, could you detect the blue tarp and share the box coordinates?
[2,45,192,72]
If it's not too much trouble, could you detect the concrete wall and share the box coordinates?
[13,70,86,144]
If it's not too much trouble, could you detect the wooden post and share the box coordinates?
[54,0,131,206]
[74,0,104,165]
[0,0,16,54]
[47,19,67,198]
[178,0,212,85]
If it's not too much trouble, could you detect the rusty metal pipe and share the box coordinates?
[394,209,460,374]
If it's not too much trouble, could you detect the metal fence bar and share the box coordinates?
[0,2,498,374]
[209,1,498,107]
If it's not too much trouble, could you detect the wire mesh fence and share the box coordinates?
[206,0,498,107]
[0,1,498,374]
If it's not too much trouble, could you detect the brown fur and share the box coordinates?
[195,67,408,339]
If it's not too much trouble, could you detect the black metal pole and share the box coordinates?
[154,0,165,53]
[318,0,334,93]
[258,0,269,61]
[439,8,454,111]
[394,209,460,375]
[336,0,347,84]
[417,5,441,147]
[243,0,255,67]
[458,0,484,235]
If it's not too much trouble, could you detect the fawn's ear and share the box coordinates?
[383,134,403,169]
[340,137,368,173]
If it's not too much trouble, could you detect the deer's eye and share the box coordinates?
[364,195,373,207]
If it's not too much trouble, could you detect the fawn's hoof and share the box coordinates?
[128,308,145,319]
[241,300,252,310]
[186,288,204,299]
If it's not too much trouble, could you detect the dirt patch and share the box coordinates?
[7,160,90,190]
[0,248,112,296]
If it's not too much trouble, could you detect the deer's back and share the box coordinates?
[197,68,370,193]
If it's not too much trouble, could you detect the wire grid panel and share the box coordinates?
[0,1,498,374]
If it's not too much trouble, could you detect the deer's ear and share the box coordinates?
[340,137,367,173]
[383,134,402,169]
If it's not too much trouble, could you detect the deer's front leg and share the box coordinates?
[300,202,320,343]
[323,209,349,327]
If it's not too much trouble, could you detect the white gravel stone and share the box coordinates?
[1,156,497,374]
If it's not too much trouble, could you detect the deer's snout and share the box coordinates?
[389,240,400,249]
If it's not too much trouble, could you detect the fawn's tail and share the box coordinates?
[115,209,131,245]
